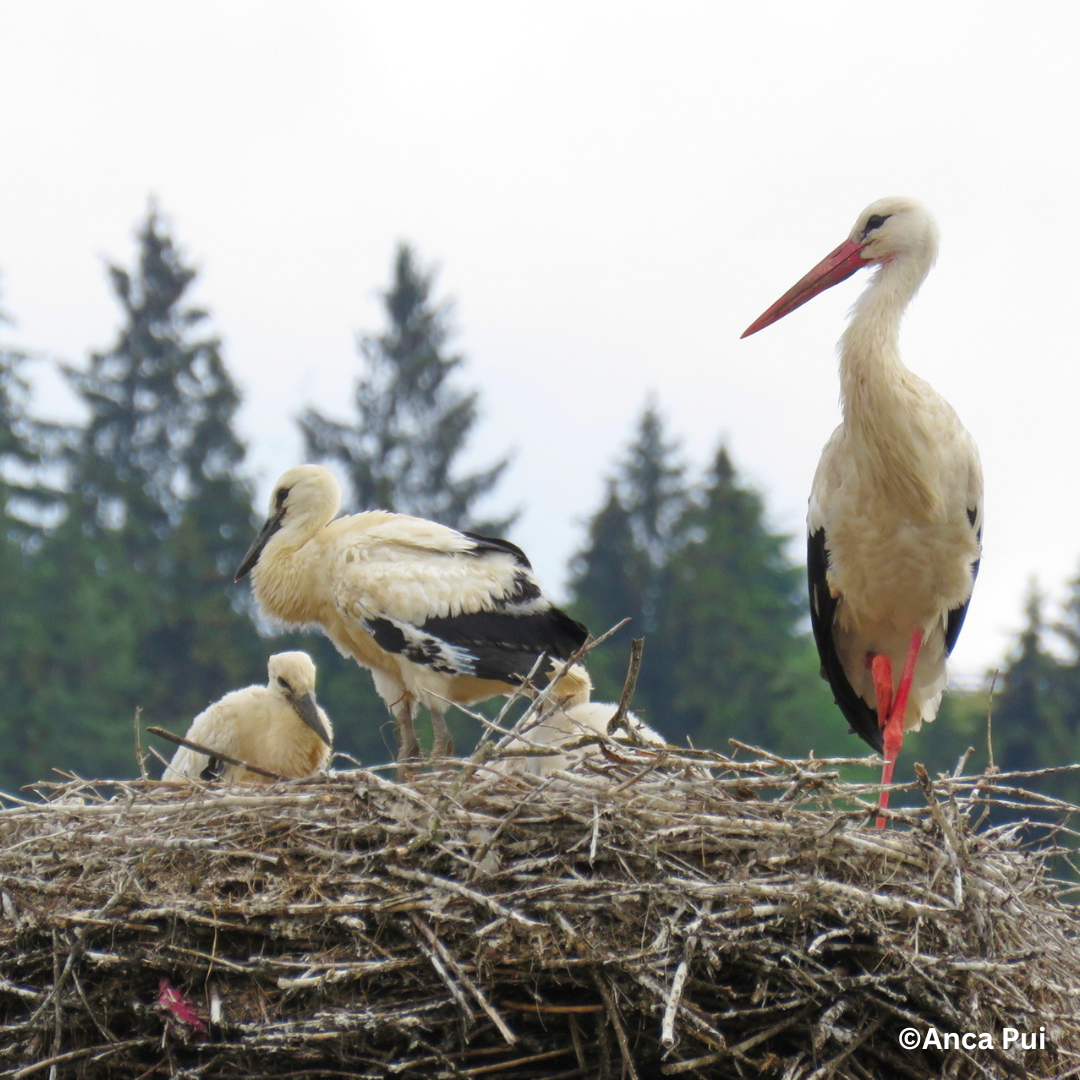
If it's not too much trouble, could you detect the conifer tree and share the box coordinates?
[0,295,62,540]
[567,402,688,711]
[64,207,252,558]
[0,523,146,788]
[992,586,1073,785]
[621,402,687,623]
[300,243,512,532]
[0,294,82,788]
[45,206,264,760]
[662,446,836,751]
[567,482,648,699]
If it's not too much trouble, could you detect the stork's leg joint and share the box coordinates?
[875,628,925,830]
[871,655,893,732]
[393,698,421,763]
[430,708,455,758]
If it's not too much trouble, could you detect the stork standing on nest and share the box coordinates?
[163,651,333,783]
[742,197,982,827]
[235,465,589,760]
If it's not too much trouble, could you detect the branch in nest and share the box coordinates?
[608,636,644,736]
[146,726,292,782]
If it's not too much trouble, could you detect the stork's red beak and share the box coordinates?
[741,239,869,338]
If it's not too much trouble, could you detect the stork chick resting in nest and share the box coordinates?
[498,665,668,776]
[163,651,333,783]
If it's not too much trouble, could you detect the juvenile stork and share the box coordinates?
[235,465,589,760]
[499,665,667,776]
[742,197,982,826]
[163,651,333,783]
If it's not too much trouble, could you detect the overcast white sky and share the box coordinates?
[1,2,1078,681]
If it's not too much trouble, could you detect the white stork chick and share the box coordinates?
[235,465,589,761]
[743,197,982,827]
[501,665,667,776]
[163,652,333,784]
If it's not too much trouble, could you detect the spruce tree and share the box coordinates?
[64,207,252,555]
[0,295,62,540]
[567,481,648,700]
[567,402,688,715]
[991,586,1072,781]
[0,523,146,788]
[300,243,512,532]
[0,294,81,788]
[50,206,263,762]
[662,446,836,752]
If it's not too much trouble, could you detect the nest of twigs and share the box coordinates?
[2,722,1080,1079]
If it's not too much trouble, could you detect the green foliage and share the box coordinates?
[662,446,838,754]
[0,298,96,786]
[300,243,512,533]
[989,583,1080,804]
[63,207,264,732]
[567,402,687,709]
[569,407,839,755]
[0,208,273,790]
[0,523,146,784]
[567,482,647,696]
[0,297,63,541]
[64,208,244,551]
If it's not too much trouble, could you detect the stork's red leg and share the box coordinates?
[871,655,893,731]
[876,628,924,829]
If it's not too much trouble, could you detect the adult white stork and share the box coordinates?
[163,651,333,783]
[235,465,589,761]
[742,197,982,827]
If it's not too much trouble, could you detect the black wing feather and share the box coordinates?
[461,531,533,569]
[200,757,224,782]
[366,602,589,685]
[808,527,883,754]
[945,508,981,656]
[420,606,588,683]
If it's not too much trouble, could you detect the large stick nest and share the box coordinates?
[2,733,1080,1079]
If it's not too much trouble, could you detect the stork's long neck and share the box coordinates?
[838,254,938,514]
[839,255,926,423]
[251,519,328,625]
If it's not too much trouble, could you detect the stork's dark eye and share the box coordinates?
[863,214,891,238]
[277,676,291,690]
[274,485,292,511]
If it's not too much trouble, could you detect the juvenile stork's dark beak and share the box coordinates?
[235,509,285,581]
[290,691,332,747]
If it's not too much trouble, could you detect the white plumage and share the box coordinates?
[235,465,588,760]
[499,666,667,776]
[163,651,333,783]
[743,197,982,824]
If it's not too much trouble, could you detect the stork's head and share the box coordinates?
[849,197,939,271]
[742,196,938,338]
[267,651,333,747]
[235,465,343,581]
[548,662,593,709]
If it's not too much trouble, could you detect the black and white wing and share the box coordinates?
[807,525,883,754]
[335,516,588,683]
[945,455,984,656]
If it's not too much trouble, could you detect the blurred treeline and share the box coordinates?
[0,207,1075,804]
